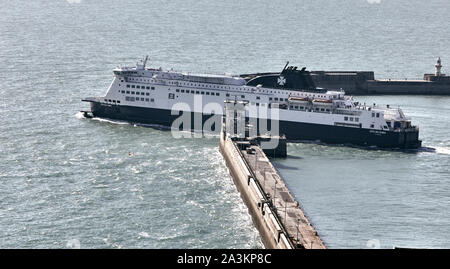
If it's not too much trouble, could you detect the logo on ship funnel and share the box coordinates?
[277,76,286,86]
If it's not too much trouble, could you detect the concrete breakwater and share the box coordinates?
[311,71,450,95]
[310,58,450,95]
[219,133,326,249]
[240,58,450,95]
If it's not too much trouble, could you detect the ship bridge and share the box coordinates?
[383,107,408,121]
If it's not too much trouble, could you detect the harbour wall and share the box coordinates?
[311,71,450,95]
[219,133,326,249]
[366,80,450,95]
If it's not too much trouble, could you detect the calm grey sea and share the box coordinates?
[0,0,449,248]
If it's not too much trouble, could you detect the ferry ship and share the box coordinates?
[82,56,421,149]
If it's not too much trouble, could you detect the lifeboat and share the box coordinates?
[312,99,333,105]
[288,96,310,104]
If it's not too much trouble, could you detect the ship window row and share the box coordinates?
[127,77,158,84]
[290,105,305,110]
[126,84,155,90]
[222,93,245,98]
[372,112,380,118]
[127,77,155,83]
[256,91,330,100]
[163,80,245,91]
[344,116,359,122]
[104,99,121,104]
[122,90,150,96]
[125,96,154,102]
[154,80,286,93]
[289,105,331,112]
[178,82,237,90]
[175,88,220,96]
[173,81,304,94]
[269,97,287,101]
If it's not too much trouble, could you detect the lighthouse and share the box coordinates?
[435,57,442,76]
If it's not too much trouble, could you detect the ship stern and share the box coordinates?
[402,128,422,149]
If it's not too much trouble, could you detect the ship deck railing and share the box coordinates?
[393,126,419,132]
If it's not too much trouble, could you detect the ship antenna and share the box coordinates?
[282,61,289,72]
[143,55,149,69]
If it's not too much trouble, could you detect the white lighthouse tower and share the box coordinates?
[435,57,442,76]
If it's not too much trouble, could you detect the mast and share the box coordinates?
[282,61,289,72]
[143,55,149,69]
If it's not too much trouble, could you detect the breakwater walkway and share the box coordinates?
[219,134,326,249]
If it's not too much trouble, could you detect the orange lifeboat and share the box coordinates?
[288,97,310,104]
[312,99,333,105]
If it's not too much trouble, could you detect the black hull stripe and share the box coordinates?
[87,102,421,149]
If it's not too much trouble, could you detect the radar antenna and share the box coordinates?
[282,61,289,72]
[143,55,149,69]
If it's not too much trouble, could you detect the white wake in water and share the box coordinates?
[421,146,450,155]
[74,111,85,119]
[91,117,130,125]
[74,112,130,125]
[434,146,450,155]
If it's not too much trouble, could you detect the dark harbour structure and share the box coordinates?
[242,58,450,95]
[312,58,450,95]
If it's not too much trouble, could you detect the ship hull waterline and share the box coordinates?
[85,101,422,150]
